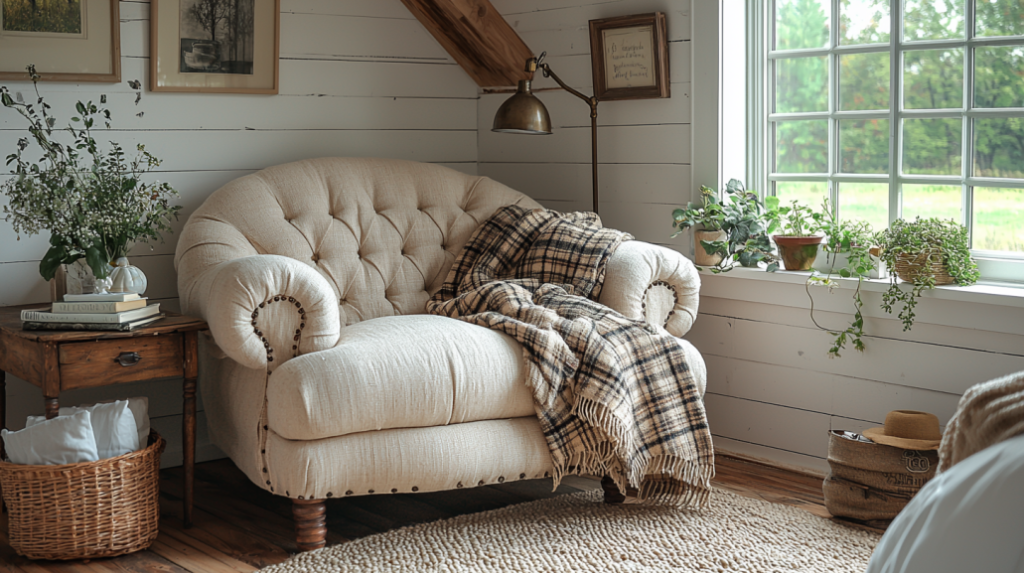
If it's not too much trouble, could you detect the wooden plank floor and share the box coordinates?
[1,454,832,572]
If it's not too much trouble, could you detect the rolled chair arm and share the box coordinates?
[599,241,701,337]
[186,255,342,371]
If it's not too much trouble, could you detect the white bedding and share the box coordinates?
[866,432,1024,573]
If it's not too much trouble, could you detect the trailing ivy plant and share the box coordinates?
[1,65,180,281]
[805,199,876,357]
[876,217,980,331]
[674,179,780,273]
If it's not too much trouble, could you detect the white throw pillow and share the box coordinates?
[122,396,151,447]
[2,411,100,465]
[27,399,140,459]
[93,397,149,446]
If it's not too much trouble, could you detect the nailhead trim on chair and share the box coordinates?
[643,280,680,327]
[250,295,306,367]
[251,295,307,496]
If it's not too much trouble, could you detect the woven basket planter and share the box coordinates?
[0,431,165,560]
[894,251,955,285]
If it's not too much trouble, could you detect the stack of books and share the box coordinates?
[21,293,164,332]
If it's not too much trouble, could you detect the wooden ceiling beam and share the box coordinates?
[400,0,534,88]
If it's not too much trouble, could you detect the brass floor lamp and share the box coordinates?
[491,52,601,214]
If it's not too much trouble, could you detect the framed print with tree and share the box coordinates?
[151,0,279,93]
[0,0,120,82]
[589,12,669,101]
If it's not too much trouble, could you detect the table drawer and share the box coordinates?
[59,335,184,390]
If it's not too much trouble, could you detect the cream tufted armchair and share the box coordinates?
[174,158,705,551]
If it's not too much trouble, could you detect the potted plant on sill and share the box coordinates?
[671,184,727,266]
[876,217,980,331]
[768,199,824,271]
[810,198,886,279]
[1,65,181,297]
[804,199,879,357]
[671,179,778,273]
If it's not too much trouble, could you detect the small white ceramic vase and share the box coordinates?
[108,257,148,295]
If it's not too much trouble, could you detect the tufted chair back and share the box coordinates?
[175,158,541,327]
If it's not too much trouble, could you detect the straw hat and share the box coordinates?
[862,410,942,450]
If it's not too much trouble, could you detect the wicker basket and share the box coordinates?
[0,431,165,560]
[894,251,956,285]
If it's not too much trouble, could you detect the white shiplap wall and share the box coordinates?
[480,0,693,252]
[0,0,478,467]
[481,0,1024,474]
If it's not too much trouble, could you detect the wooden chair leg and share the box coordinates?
[292,498,327,552]
[601,475,626,504]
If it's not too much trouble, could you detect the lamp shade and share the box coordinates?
[492,80,552,135]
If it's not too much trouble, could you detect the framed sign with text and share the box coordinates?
[588,12,669,101]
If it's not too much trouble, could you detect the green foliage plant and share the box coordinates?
[671,184,725,235]
[876,217,980,331]
[672,179,780,273]
[805,198,877,357]
[769,199,820,237]
[1,65,181,282]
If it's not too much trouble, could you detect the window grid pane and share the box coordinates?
[765,0,1024,265]
[973,187,1024,252]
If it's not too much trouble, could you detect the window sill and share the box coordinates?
[699,265,1024,309]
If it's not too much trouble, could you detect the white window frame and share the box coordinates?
[748,0,1024,284]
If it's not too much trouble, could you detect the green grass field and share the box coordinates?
[1,0,82,34]
[775,182,1024,252]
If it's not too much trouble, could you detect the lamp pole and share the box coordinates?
[533,56,601,215]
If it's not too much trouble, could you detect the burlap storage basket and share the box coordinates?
[0,431,165,560]
[823,430,937,524]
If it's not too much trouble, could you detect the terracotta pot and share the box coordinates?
[694,229,727,266]
[772,235,825,271]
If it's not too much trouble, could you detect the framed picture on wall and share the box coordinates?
[589,12,669,101]
[0,0,120,82]
[150,0,279,93]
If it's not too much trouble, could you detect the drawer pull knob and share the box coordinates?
[116,352,142,367]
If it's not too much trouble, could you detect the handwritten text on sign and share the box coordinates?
[602,25,656,89]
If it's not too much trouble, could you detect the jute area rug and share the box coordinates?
[261,488,880,572]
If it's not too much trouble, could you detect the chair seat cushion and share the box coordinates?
[266,315,535,441]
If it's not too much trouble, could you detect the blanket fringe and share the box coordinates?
[554,395,715,510]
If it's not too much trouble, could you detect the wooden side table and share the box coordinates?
[0,305,208,527]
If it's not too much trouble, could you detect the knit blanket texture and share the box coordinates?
[427,205,714,508]
[939,370,1024,473]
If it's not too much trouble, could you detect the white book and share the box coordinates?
[21,304,161,324]
[63,293,142,302]
[51,299,149,313]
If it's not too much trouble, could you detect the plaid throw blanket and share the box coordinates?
[427,205,714,508]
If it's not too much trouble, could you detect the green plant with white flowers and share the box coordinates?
[1,65,180,281]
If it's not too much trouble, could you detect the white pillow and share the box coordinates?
[98,397,150,446]
[2,411,100,465]
[27,399,140,459]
